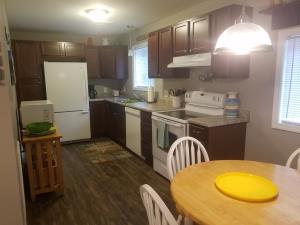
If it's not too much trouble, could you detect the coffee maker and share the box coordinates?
[88,85,97,99]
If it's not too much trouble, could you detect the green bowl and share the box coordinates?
[26,122,53,134]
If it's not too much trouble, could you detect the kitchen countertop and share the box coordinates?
[89,97,179,112]
[89,98,106,102]
[90,97,249,127]
[187,111,250,127]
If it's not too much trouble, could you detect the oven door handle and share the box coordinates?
[152,116,184,128]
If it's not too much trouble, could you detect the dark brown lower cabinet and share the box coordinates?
[106,102,126,146]
[189,123,247,160]
[141,111,153,167]
[89,101,107,138]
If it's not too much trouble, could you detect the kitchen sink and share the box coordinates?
[113,97,144,104]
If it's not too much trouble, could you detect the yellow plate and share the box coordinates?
[215,172,278,202]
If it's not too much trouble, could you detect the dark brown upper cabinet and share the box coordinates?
[173,16,210,57]
[41,42,65,57]
[64,42,85,58]
[173,21,190,56]
[86,47,101,79]
[159,27,174,77]
[148,27,189,78]
[190,17,211,54]
[261,1,300,30]
[148,32,159,77]
[13,41,45,104]
[99,46,128,80]
[41,41,85,59]
[210,4,253,78]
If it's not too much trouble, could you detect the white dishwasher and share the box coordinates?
[125,107,142,157]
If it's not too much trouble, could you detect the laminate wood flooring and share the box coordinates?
[26,140,176,225]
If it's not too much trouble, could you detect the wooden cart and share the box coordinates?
[22,128,64,201]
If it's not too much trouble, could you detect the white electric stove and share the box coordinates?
[152,91,226,179]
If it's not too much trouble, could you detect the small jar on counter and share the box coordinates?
[225,92,240,117]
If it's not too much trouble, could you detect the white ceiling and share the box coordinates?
[5,0,202,35]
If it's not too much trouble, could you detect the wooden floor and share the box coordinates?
[26,140,176,225]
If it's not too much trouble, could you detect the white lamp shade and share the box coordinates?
[215,22,272,55]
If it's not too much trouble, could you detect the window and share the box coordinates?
[132,42,154,90]
[272,27,300,133]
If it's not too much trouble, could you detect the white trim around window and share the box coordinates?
[272,26,300,133]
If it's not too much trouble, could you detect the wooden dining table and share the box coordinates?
[170,160,300,225]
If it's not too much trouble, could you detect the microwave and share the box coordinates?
[20,100,54,128]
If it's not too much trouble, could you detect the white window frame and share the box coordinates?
[132,41,153,91]
[272,26,300,133]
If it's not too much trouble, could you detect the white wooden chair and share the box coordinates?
[140,184,181,225]
[167,136,210,181]
[286,148,300,171]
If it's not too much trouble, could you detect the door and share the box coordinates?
[100,47,116,78]
[44,62,89,112]
[152,116,186,178]
[55,111,91,142]
[152,116,186,160]
[41,42,65,57]
[86,47,101,78]
[173,21,190,56]
[90,101,106,138]
[64,42,85,58]
[13,41,45,103]
[148,31,159,78]
[159,27,173,77]
[125,107,141,156]
[190,17,211,54]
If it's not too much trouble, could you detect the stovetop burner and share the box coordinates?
[158,110,206,120]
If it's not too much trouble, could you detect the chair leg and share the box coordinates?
[184,217,193,225]
[177,214,183,224]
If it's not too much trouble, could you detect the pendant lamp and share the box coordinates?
[214,5,272,55]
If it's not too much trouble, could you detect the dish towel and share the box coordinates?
[157,122,169,149]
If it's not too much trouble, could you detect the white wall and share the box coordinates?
[124,0,300,165]
[0,0,26,224]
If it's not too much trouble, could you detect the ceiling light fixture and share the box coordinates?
[214,5,272,55]
[85,8,110,22]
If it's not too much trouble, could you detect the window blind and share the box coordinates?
[280,36,300,125]
[133,45,153,89]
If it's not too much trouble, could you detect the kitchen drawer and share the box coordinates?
[189,124,207,146]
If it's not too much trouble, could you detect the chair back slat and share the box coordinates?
[181,142,185,171]
[286,148,300,172]
[167,136,210,180]
[186,141,191,166]
[140,184,178,225]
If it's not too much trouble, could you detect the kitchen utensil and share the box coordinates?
[215,172,278,202]
[168,89,175,96]
[169,89,186,96]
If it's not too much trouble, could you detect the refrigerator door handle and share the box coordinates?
[83,68,89,105]
[81,111,89,114]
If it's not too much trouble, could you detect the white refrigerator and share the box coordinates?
[44,62,91,142]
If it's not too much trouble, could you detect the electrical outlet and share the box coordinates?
[103,87,108,93]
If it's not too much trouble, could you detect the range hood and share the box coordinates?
[167,53,211,68]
